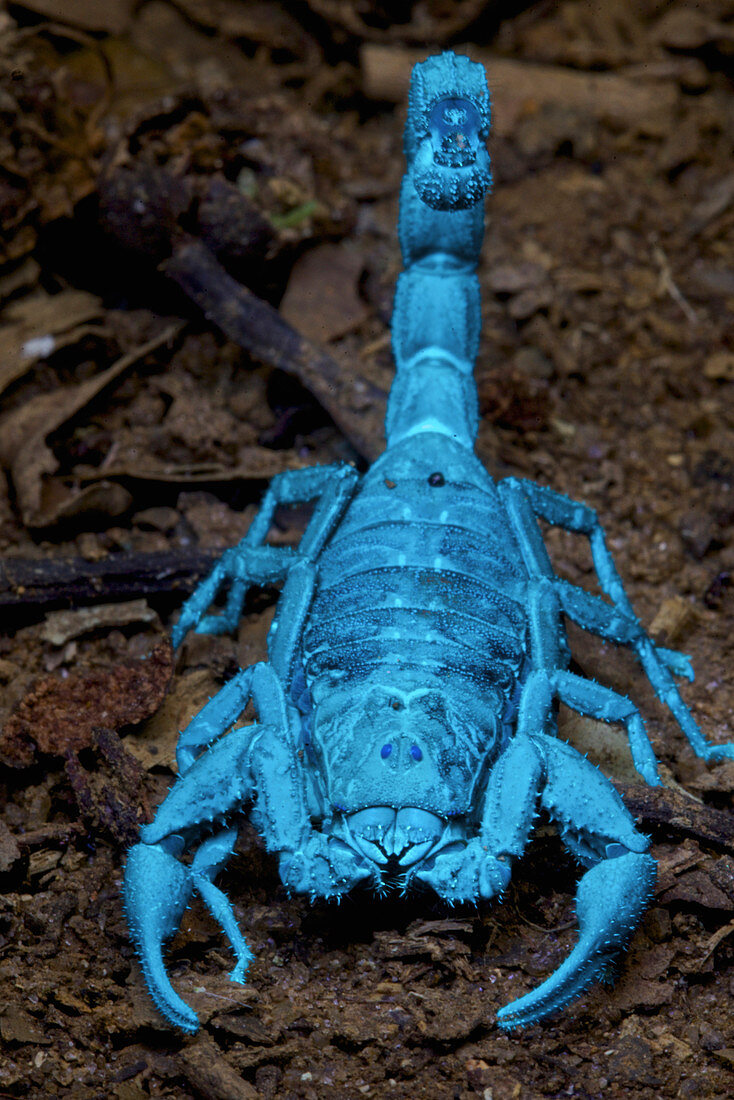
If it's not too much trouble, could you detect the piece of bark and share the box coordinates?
[1,640,173,766]
[0,548,222,612]
[13,822,84,848]
[40,600,158,645]
[64,727,150,847]
[178,1035,259,1100]
[617,782,734,855]
[163,239,385,459]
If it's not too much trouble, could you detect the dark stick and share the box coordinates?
[163,239,386,461]
[0,548,222,611]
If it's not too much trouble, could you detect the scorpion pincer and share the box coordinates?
[124,51,734,1033]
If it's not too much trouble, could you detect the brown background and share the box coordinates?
[0,2,733,1097]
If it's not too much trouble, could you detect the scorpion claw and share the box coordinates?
[280,836,374,899]
[416,840,511,904]
[496,850,656,1029]
[124,842,199,1033]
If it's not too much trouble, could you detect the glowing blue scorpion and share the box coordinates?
[124,51,733,1033]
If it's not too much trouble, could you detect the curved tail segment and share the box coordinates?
[124,840,200,1033]
[387,53,491,451]
[497,851,657,1029]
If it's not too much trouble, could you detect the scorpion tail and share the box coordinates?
[387,52,492,452]
[496,850,656,1029]
[124,841,199,1033]
[404,51,491,213]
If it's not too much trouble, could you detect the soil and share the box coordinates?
[1,3,733,1098]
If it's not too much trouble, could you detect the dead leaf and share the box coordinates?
[562,713,641,784]
[704,352,734,381]
[40,600,158,646]
[279,242,369,345]
[164,240,386,460]
[649,596,699,645]
[0,289,102,399]
[172,0,307,51]
[76,450,307,488]
[0,257,41,306]
[0,323,181,527]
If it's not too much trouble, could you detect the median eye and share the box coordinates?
[380,744,393,759]
[410,745,423,762]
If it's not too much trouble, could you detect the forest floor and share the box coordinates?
[0,2,733,1098]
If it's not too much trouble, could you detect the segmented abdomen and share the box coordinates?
[303,451,529,695]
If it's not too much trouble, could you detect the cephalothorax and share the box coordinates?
[125,53,733,1032]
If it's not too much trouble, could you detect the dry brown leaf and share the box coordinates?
[76,450,307,488]
[279,242,369,345]
[704,352,734,381]
[0,289,102,399]
[40,599,158,646]
[561,713,641,784]
[0,323,181,527]
[172,0,306,50]
[0,258,41,305]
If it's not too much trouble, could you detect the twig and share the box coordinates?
[14,822,84,848]
[652,245,698,326]
[0,547,222,613]
[163,239,385,461]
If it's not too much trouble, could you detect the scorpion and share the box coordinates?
[124,51,733,1033]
